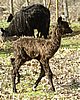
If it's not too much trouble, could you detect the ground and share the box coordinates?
[0,22,80,100]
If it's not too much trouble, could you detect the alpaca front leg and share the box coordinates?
[33,63,45,91]
[16,71,20,84]
[48,68,55,91]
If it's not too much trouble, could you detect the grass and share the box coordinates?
[61,36,80,49]
[61,22,80,49]
[0,20,9,29]
[71,22,80,31]
[6,91,55,100]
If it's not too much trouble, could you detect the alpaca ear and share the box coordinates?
[57,16,62,25]
[1,28,5,33]
[7,13,13,22]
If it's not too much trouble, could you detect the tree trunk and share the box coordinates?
[47,0,51,9]
[73,0,75,5]
[63,0,69,21]
[56,0,59,22]
[10,0,14,15]
[25,0,30,6]
[43,0,47,7]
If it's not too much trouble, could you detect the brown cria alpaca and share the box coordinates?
[11,17,73,93]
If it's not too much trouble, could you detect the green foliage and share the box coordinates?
[71,22,80,31]
[61,36,80,49]
[0,20,9,28]
[61,22,80,49]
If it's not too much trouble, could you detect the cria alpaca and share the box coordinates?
[1,4,50,39]
[11,17,72,93]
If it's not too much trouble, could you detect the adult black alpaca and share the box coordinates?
[11,17,72,93]
[1,4,50,39]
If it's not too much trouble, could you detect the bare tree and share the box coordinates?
[47,0,51,9]
[14,0,25,12]
[25,0,30,6]
[73,0,75,5]
[10,0,14,15]
[43,0,51,9]
[56,0,59,22]
[63,0,69,21]
[43,0,47,7]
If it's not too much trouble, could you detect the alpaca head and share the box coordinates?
[57,17,73,34]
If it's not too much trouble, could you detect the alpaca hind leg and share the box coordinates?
[11,58,17,92]
[33,62,45,91]
[16,48,31,84]
[11,55,28,92]
[12,69,17,93]
[16,71,20,84]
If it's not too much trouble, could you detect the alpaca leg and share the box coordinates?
[42,60,55,91]
[11,55,28,92]
[17,71,20,83]
[37,31,39,38]
[11,62,20,93]
[48,67,55,91]
[14,48,31,84]
[12,69,17,93]
[33,62,45,91]
[11,59,26,93]
[11,59,20,85]
[11,58,17,92]
[40,27,49,39]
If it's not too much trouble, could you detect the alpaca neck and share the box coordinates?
[51,26,62,48]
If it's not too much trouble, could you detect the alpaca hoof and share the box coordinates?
[52,87,55,92]
[32,85,37,91]
[53,88,55,92]
[16,79,20,84]
[48,87,55,92]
